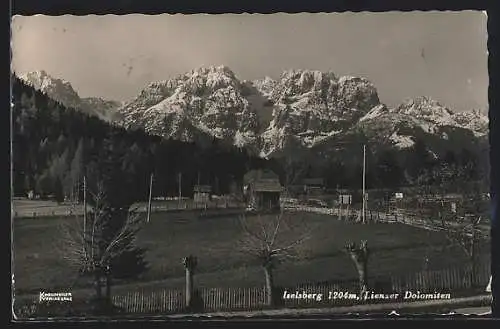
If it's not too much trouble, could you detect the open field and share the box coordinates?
[12,199,81,218]
[13,205,490,298]
[12,198,243,218]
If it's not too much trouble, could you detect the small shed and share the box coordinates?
[244,169,282,211]
[193,185,212,204]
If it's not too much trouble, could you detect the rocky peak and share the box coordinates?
[251,76,277,98]
[117,65,261,147]
[271,69,338,101]
[451,109,489,137]
[20,70,81,109]
[258,70,381,157]
[393,96,455,122]
[19,70,121,121]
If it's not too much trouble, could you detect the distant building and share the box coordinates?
[302,178,325,195]
[244,169,282,211]
[193,185,212,204]
[418,193,464,204]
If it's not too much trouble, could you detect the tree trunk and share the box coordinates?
[263,265,274,307]
[356,261,368,296]
[94,271,102,300]
[105,271,112,302]
[185,268,193,309]
[470,254,477,287]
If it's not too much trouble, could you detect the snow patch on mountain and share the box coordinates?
[20,70,81,109]
[114,66,487,159]
[118,65,261,147]
[258,69,381,157]
[389,132,415,149]
[252,76,277,98]
[391,96,488,136]
[358,96,488,144]
[19,70,121,121]
[359,104,389,122]
[393,96,455,125]
[452,109,489,137]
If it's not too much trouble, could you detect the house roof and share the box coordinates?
[252,180,282,192]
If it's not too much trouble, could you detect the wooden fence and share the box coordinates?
[111,289,186,314]
[111,286,267,314]
[109,261,490,314]
[13,200,245,219]
[390,261,491,293]
[283,205,490,237]
[14,261,490,317]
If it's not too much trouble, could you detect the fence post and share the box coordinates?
[183,255,198,311]
[232,288,237,310]
[450,266,456,289]
[162,290,166,313]
[251,287,255,310]
[445,267,451,289]
[132,291,137,313]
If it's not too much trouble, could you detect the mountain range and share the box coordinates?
[19,70,123,122]
[18,66,488,162]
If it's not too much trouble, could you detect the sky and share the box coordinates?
[11,12,488,112]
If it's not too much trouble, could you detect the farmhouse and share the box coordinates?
[193,185,212,204]
[244,169,282,211]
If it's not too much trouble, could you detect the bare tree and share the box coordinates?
[438,180,487,286]
[57,180,146,304]
[345,240,370,297]
[237,211,315,307]
[281,153,308,198]
[443,211,484,286]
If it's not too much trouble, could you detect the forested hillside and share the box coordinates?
[11,75,273,202]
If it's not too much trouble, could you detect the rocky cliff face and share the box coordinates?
[256,70,381,157]
[118,66,261,152]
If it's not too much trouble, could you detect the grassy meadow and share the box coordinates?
[13,207,490,298]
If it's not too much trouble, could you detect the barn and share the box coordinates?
[244,169,282,212]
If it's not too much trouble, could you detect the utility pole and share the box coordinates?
[83,175,87,253]
[362,144,366,224]
[178,172,182,208]
[147,173,154,223]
